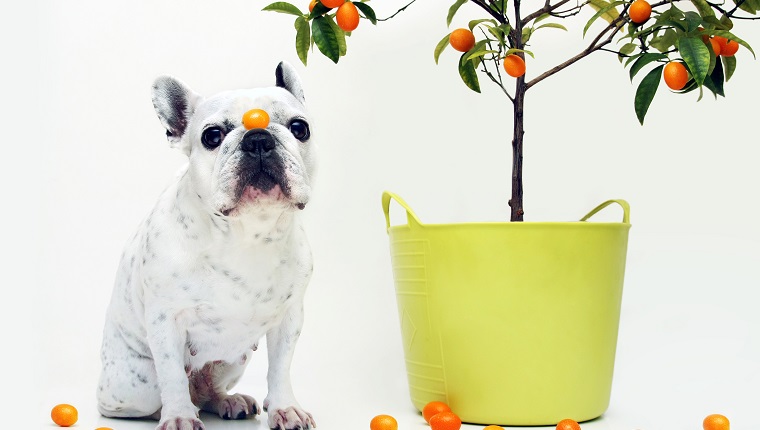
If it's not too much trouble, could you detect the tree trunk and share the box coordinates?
[509,0,526,222]
[509,78,526,222]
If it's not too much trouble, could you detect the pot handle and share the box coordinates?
[382,191,424,231]
[580,199,631,224]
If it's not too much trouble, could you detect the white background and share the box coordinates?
[3,1,759,429]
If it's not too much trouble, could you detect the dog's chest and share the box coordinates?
[178,241,309,365]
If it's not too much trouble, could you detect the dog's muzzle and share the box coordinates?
[236,129,290,199]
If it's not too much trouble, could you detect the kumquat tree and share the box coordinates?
[263,0,759,221]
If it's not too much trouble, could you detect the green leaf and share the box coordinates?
[505,48,535,58]
[627,23,636,38]
[677,78,699,94]
[465,49,499,62]
[649,19,687,32]
[434,34,451,64]
[490,0,507,15]
[655,6,684,23]
[736,0,760,14]
[712,30,756,58]
[469,39,490,53]
[308,3,331,18]
[262,1,303,16]
[522,27,533,43]
[634,64,664,125]
[703,55,725,97]
[488,24,511,45]
[624,52,644,67]
[295,17,311,66]
[650,29,678,52]
[719,14,734,30]
[629,53,667,80]
[683,11,702,32]
[619,42,637,55]
[690,0,717,18]
[472,55,483,69]
[458,53,481,92]
[354,2,377,24]
[469,18,496,31]
[312,17,340,63]
[534,13,551,24]
[459,39,490,63]
[536,22,568,31]
[723,55,737,81]
[447,0,469,27]
[677,36,711,85]
[325,16,347,56]
[617,42,636,62]
[588,0,621,25]
[584,0,624,37]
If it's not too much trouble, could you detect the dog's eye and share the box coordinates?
[201,127,226,150]
[289,120,310,142]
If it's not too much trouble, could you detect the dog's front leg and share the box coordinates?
[145,304,204,430]
[264,302,315,430]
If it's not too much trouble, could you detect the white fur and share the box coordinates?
[98,62,317,430]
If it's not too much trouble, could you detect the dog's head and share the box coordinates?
[151,62,316,217]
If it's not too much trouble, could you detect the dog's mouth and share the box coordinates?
[220,172,306,217]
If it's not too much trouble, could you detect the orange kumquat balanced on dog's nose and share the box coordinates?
[242,108,270,130]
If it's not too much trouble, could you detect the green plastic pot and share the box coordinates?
[382,191,631,426]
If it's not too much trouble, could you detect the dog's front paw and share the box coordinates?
[156,416,205,430]
[267,406,316,430]
[216,393,260,420]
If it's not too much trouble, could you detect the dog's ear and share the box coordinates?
[151,76,201,155]
[275,61,305,105]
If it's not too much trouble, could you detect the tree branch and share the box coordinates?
[707,0,760,18]
[521,0,575,26]
[471,0,509,23]
[648,0,685,8]
[377,0,417,21]
[482,63,516,101]
[551,2,591,18]
[479,27,515,101]
[526,14,626,90]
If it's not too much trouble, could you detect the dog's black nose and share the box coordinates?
[241,129,276,154]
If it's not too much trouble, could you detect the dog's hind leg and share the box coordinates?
[97,320,162,419]
[189,352,260,420]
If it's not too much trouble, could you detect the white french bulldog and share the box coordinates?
[97,62,317,430]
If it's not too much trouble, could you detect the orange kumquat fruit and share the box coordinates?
[321,0,345,8]
[449,28,476,52]
[51,404,78,427]
[503,54,526,78]
[242,108,270,130]
[429,411,462,430]
[663,61,689,90]
[423,401,452,423]
[370,414,398,430]
[712,35,740,57]
[703,413,730,430]
[336,1,360,32]
[722,39,739,56]
[709,38,722,56]
[556,418,582,430]
[628,0,652,24]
